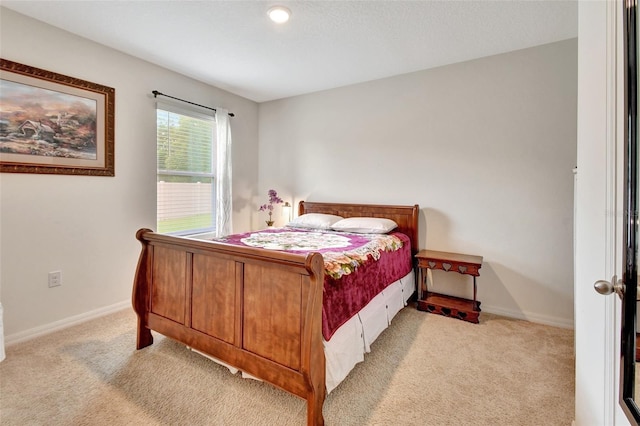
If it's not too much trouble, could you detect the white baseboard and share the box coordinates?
[4,299,573,346]
[481,304,574,329]
[5,300,131,346]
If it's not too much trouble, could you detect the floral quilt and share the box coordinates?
[215,228,404,279]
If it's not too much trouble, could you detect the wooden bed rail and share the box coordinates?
[132,228,327,425]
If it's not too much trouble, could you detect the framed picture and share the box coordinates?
[0,59,115,176]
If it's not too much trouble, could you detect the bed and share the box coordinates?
[132,201,420,425]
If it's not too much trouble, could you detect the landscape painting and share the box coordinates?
[0,59,115,176]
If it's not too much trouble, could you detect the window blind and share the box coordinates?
[156,106,216,235]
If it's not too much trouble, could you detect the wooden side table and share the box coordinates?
[415,249,483,323]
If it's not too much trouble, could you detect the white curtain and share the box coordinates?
[215,108,233,237]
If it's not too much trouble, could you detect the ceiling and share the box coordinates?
[1,1,578,103]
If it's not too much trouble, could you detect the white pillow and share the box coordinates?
[331,217,398,234]
[286,213,345,230]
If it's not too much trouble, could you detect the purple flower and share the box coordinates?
[259,189,283,215]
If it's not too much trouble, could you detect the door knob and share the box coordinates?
[594,275,625,299]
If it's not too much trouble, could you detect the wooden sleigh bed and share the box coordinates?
[132,201,419,425]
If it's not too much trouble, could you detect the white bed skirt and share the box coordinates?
[323,269,415,393]
[190,269,416,394]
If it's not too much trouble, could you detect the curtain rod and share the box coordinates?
[152,90,235,117]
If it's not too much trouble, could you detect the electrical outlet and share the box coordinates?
[48,271,62,288]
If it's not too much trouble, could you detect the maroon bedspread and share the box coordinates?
[214,229,412,340]
[321,233,411,339]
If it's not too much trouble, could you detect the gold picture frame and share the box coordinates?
[0,59,115,176]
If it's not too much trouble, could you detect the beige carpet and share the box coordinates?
[0,306,574,425]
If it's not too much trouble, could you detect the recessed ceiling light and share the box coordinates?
[268,6,291,24]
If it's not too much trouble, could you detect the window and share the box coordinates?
[156,106,216,236]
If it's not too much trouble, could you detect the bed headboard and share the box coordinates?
[298,201,420,255]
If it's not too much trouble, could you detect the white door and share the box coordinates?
[575,1,629,425]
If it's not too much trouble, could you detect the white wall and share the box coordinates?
[259,39,578,327]
[0,8,259,340]
[0,6,577,337]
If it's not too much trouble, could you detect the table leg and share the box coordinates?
[473,276,477,309]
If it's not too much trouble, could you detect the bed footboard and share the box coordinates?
[132,229,326,425]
